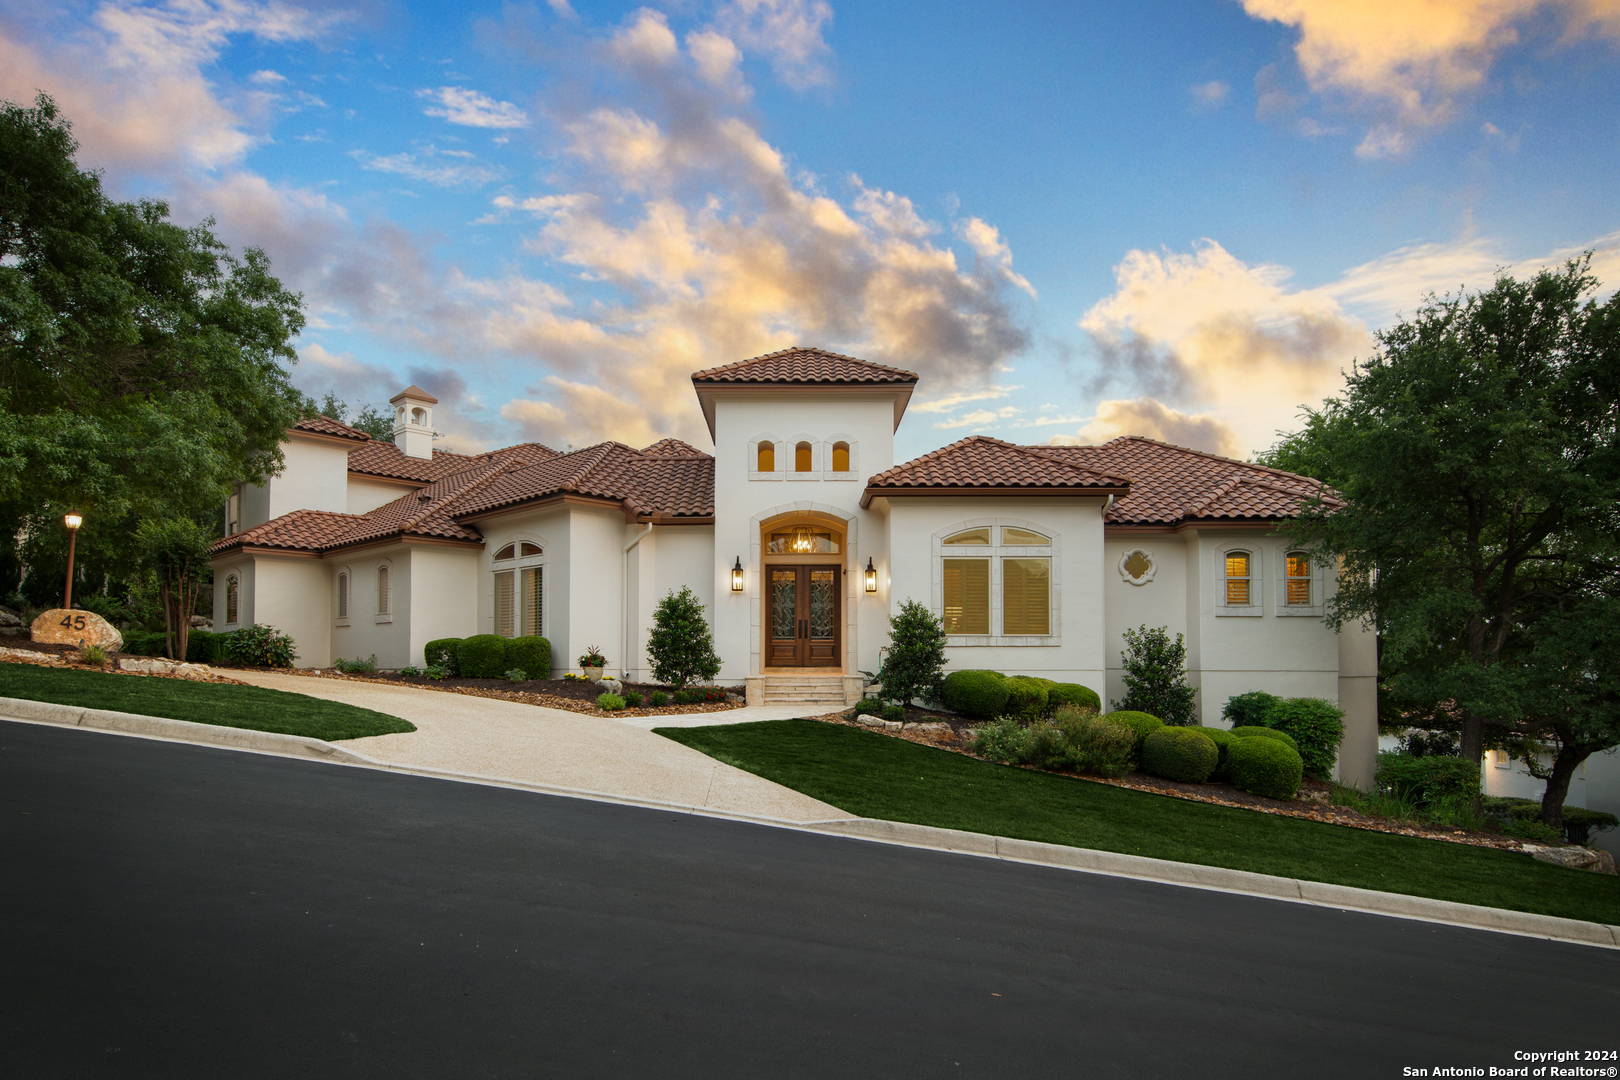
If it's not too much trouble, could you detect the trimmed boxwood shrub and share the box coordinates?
[881,704,906,723]
[1141,727,1219,783]
[852,698,884,717]
[423,637,462,675]
[1227,737,1303,800]
[1228,725,1298,753]
[1267,697,1345,780]
[941,669,1010,720]
[183,629,230,664]
[1047,683,1101,712]
[1106,710,1164,747]
[596,692,625,711]
[457,634,509,679]
[1002,676,1049,723]
[1222,690,1281,728]
[504,636,551,681]
[1193,725,1239,779]
[1375,751,1480,807]
[226,624,296,668]
[118,630,166,657]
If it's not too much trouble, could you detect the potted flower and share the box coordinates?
[577,646,608,681]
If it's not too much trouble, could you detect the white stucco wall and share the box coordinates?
[631,524,717,683]
[475,506,570,676]
[347,476,419,516]
[246,554,334,668]
[326,547,413,668]
[885,497,1109,694]
[211,557,255,631]
[711,393,897,679]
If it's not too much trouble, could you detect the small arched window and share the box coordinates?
[337,573,349,619]
[1224,552,1251,606]
[225,575,239,624]
[795,441,812,472]
[756,443,775,472]
[1285,551,1311,606]
[377,565,391,615]
[410,407,426,425]
[831,441,850,472]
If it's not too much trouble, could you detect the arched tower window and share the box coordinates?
[794,441,812,472]
[757,443,775,472]
[831,441,850,471]
[337,573,349,619]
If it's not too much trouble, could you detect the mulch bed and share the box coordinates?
[803,708,1530,853]
[282,668,749,720]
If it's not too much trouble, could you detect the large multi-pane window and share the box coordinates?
[1224,552,1252,606]
[225,574,240,625]
[493,542,544,637]
[939,525,1053,638]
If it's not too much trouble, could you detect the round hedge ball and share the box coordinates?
[942,669,1010,720]
[457,634,511,679]
[1141,727,1219,783]
[1048,683,1102,712]
[1227,725,1299,753]
[1104,710,1165,750]
[1192,725,1239,779]
[1227,737,1303,800]
[1002,676,1050,722]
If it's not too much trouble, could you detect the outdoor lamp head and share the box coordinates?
[730,556,745,592]
[64,513,83,530]
[864,557,877,593]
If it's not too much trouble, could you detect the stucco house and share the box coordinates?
[210,347,1378,785]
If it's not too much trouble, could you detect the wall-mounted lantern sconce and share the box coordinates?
[864,557,877,593]
[731,556,745,592]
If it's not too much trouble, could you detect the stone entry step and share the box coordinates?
[752,673,863,707]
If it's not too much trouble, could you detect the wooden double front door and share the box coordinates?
[766,565,840,667]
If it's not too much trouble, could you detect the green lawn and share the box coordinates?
[0,663,415,741]
[656,720,1620,926]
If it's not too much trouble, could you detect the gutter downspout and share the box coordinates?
[622,521,653,682]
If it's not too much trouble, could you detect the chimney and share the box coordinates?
[389,385,439,460]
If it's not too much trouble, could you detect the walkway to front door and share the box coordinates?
[767,565,840,667]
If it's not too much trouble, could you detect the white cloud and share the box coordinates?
[250,68,287,85]
[419,86,530,129]
[0,0,346,172]
[1239,0,1620,153]
[934,406,1021,430]
[910,385,1022,414]
[350,147,505,189]
[1052,399,1245,458]
[1190,79,1230,108]
[712,0,835,90]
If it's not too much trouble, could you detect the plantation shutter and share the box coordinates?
[1224,553,1250,605]
[942,558,989,635]
[337,574,348,619]
[521,566,542,637]
[377,566,390,614]
[1002,558,1050,635]
[494,570,515,637]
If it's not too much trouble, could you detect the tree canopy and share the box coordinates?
[0,92,306,599]
[1267,261,1619,823]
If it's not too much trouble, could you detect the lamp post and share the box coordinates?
[63,512,83,610]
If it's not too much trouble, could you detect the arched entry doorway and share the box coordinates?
[762,519,843,668]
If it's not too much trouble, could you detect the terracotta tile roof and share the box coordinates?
[640,437,708,457]
[1038,437,1340,525]
[210,510,371,553]
[389,384,438,404]
[294,415,371,441]
[864,436,1131,503]
[345,440,481,483]
[691,346,918,385]
[451,441,715,519]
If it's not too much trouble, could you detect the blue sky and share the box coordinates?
[5,0,1617,462]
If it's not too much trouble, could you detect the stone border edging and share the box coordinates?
[5,695,1616,951]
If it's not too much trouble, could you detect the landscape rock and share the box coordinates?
[883,719,903,732]
[118,657,214,680]
[857,715,884,729]
[1296,788,1330,805]
[189,615,213,629]
[31,608,123,652]
[1526,845,1616,874]
[904,721,952,735]
[0,609,22,627]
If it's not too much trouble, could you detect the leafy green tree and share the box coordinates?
[875,599,947,706]
[0,93,306,576]
[316,392,394,444]
[136,517,212,660]
[646,586,722,689]
[1115,625,1198,725]
[1270,262,1620,816]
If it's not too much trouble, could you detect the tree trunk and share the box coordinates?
[160,576,175,660]
[1459,709,1486,764]
[1539,740,1587,837]
[175,577,191,663]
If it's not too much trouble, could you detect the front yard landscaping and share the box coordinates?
[0,662,415,741]
[656,719,1620,926]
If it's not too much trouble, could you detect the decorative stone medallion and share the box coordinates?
[1119,548,1156,586]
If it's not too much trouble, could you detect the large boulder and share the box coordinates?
[31,609,124,652]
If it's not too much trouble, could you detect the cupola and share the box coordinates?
[389,385,438,460]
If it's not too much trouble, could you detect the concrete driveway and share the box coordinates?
[229,671,852,824]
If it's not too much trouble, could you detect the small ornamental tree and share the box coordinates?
[876,599,948,707]
[1114,624,1198,726]
[135,517,212,661]
[646,585,722,689]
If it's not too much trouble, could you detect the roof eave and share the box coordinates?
[692,381,917,440]
[859,482,1130,509]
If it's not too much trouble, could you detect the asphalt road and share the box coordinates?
[3,720,1616,1079]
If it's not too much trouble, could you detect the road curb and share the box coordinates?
[6,696,1617,951]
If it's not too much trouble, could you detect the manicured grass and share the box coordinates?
[656,720,1620,926]
[0,664,415,741]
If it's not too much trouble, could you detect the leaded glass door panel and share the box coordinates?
[763,565,841,666]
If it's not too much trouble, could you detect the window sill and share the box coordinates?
[1215,607,1263,617]
[335,618,351,627]
[747,471,783,481]
[786,472,819,482]
[374,613,393,624]
[946,635,1061,647]
[822,471,858,482]
[1274,606,1325,617]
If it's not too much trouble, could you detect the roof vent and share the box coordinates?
[417,491,433,502]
